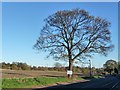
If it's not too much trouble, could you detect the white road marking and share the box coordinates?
[111,81,120,89]
[102,82,114,87]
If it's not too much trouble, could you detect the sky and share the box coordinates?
[2,2,118,68]
[1,0,119,2]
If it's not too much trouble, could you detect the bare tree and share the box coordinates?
[34,9,114,78]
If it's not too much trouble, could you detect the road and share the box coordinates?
[33,75,120,90]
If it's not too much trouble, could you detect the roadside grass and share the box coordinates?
[82,75,103,80]
[76,77,85,80]
[1,75,102,88]
[92,75,102,78]
[1,76,85,88]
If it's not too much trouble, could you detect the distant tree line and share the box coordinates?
[0,62,84,72]
[1,62,31,70]
[0,62,99,75]
[2,61,119,76]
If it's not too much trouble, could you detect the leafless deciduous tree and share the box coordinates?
[34,9,114,78]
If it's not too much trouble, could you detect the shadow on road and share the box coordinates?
[32,75,120,90]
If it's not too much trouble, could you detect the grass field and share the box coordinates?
[2,77,77,88]
[1,69,100,88]
[1,69,84,88]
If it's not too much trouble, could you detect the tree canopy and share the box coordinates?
[34,8,114,78]
[103,59,118,74]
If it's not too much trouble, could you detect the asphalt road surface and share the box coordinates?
[33,75,120,90]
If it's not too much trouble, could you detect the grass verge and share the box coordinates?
[1,76,84,88]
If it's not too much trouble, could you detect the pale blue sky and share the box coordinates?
[2,0,119,2]
[2,2,118,68]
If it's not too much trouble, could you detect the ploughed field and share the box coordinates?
[1,69,83,78]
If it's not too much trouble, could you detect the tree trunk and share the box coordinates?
[68,59,73,78]
[110,70,111,75]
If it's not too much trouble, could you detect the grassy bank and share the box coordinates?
[2,76,84,88]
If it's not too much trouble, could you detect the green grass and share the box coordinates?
[92,75,102,78]
[76,77,85,80]
[1,76,84,88]
[82,75,102,80]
